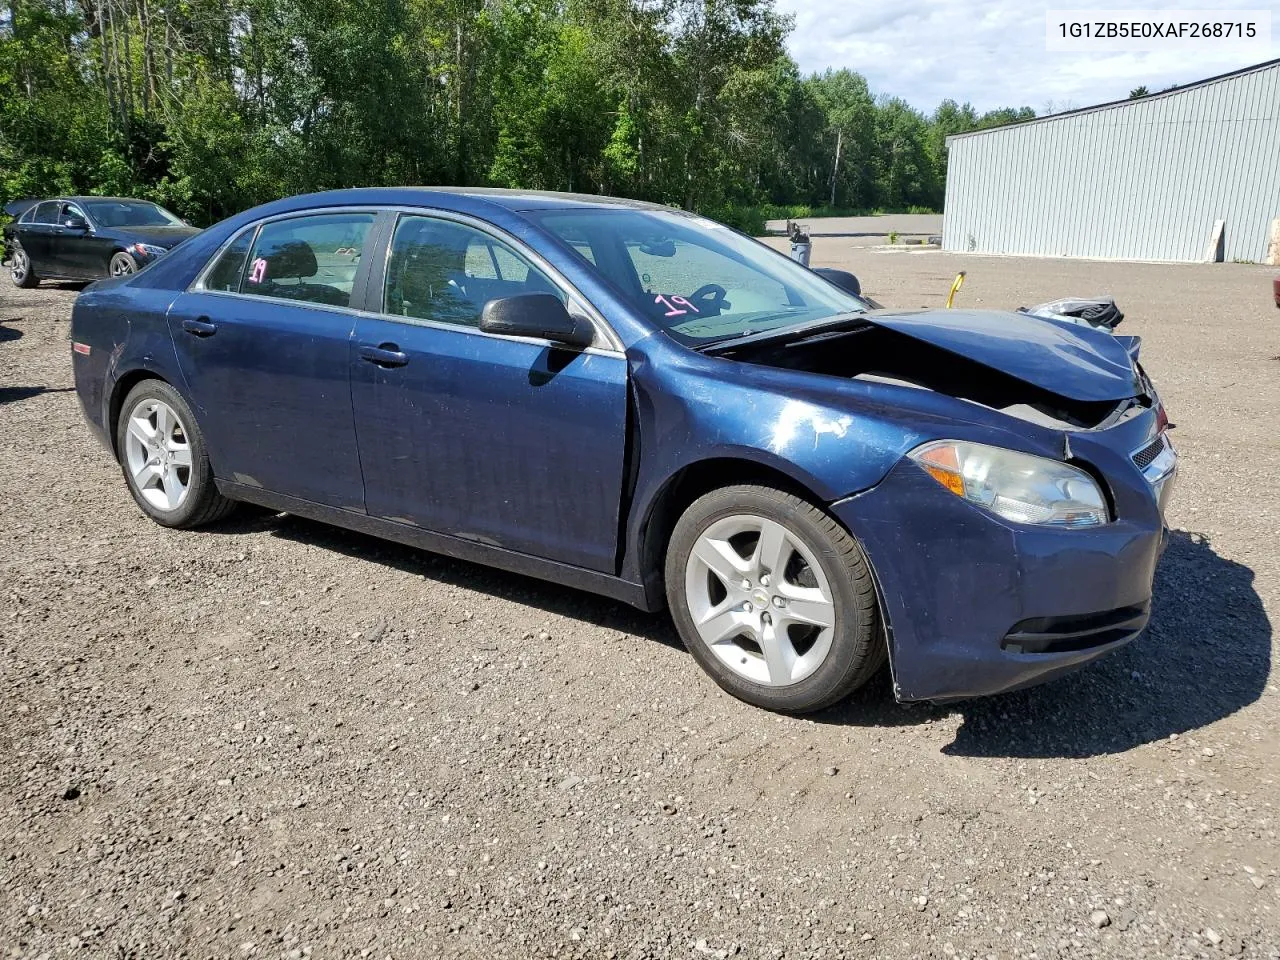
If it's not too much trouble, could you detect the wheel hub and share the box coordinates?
[124,398,192,512]
[684,513,837,687]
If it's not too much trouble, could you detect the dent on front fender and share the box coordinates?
[629,345,925,493]
[618,342,931,588]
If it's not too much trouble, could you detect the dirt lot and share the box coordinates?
[2,245,1278,960]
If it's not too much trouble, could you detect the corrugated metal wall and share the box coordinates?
[943,61,1280,262]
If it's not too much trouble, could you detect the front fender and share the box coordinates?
[619,339,938,590]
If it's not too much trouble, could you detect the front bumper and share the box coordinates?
[832,425,1174,702]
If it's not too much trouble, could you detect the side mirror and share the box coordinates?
[479,293,594,349]
[62,215,89,231]
[639,238,676,257]
[812,267,861,296]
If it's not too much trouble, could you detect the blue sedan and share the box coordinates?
[70,188,1176,712]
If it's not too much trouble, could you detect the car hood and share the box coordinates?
[864,308,1141,402]
[108,224,202,247]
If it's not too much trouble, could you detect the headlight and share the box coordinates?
[130,242,168,258]
[908,440,1109,527]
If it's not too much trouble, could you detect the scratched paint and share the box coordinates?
[768,399,853,453]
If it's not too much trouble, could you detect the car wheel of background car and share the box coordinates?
[665,484,884,713]
[115,379,236,528]
[10,247,37,288]
[110,251,139,277]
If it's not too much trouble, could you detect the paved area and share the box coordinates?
[1,248,1277,959]
[764,214,943,239]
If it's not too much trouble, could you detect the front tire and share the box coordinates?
[109,251,138,277]
[115,379,235,528]
[11,247,37,288]
[665,485,884,713]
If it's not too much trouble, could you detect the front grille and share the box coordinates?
[1132,435,1165,471]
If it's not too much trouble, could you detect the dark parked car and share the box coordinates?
[70,188,1177,712]
[3,196,199,287]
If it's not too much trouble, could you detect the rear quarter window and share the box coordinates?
[203,230,254,292]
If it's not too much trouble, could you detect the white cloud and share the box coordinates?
[778,0,1280,113]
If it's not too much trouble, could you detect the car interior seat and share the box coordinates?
[388,223,481,325]
[249,238,350,308]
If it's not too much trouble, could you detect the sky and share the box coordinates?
[776,0,1280,114]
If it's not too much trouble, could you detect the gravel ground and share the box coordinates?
[1,248,1278,960]
[762,214,943,240]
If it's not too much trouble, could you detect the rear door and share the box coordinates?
[20,201,60,271]
[165,211,376,510]
[349,212,629,572]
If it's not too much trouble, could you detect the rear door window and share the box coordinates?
[241,213,375,308]
[33,202,59,224]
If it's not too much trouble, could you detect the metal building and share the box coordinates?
[942,58,1280,263]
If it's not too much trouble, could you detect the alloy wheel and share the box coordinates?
[683,513,836,686]
[111,255,135,277]
[123,398,193,511]
[11,249,28,284]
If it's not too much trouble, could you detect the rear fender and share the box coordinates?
[71,283,185,454]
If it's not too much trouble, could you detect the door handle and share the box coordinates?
[182,317,218,338]
[359,343,409,368]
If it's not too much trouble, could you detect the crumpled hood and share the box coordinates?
[865,308,1141,402]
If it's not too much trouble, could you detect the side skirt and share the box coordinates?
[216,480,660,612]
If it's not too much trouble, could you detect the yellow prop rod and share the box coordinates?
[946,271,966,309]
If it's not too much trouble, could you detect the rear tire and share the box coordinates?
[10,247,37,288]
[665,484,884,713]
[115,379,236,528]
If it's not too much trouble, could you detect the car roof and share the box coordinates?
[67,196,159,204]
[270,187,675,214]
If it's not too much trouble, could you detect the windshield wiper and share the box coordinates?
[695,312,869,354]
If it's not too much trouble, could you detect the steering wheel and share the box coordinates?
[688,283,729,314]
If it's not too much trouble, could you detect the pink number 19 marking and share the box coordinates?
[248,257,267,284]
[654,294,700,317]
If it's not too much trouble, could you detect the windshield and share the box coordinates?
[82,200,184,228]
[531,209,868,345]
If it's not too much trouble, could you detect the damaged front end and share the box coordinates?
[705,307,1173,701]
[712,307,1154,433]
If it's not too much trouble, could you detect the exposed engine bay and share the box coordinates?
[716,321,1152,431]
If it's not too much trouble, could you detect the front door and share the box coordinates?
[350,213,629,573]
[50,202,101,277]
[165,211,377,510]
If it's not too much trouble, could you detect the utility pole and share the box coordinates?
[829,128,842,207]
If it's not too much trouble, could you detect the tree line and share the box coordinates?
[1,0,1036,230]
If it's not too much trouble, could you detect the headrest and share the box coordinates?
[398,223,468,273]
[262,239,317,280]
